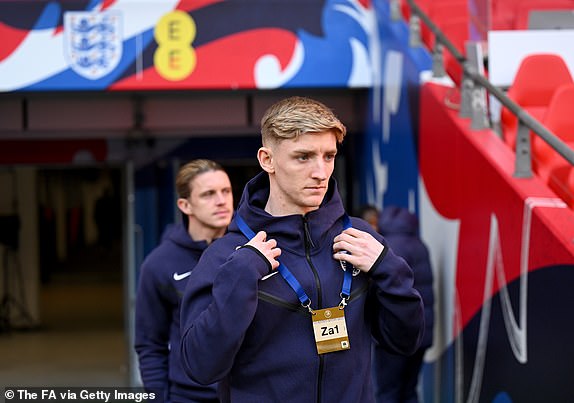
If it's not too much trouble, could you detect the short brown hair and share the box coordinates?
[176,159,225,199]
[260,96,346,145]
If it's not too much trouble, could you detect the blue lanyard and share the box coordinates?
[235,214,353,312]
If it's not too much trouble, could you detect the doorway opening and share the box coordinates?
[0,165,129,386]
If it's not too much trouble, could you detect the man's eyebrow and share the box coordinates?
[291,149,313,154]
[290,148,337,154]
[198,189,216,196]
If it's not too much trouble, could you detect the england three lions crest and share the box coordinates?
[64,11,122,80]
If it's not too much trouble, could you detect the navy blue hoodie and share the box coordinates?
[180,173,424,402]
[135,222,218,402]
[377,206,434,348]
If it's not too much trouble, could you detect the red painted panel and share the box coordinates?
[419,82,574,332]
[0,21,28,62]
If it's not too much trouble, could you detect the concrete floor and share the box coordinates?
[0,248,131,388]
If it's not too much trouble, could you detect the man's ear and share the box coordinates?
[177,198,192,216]
[257,146,275,173]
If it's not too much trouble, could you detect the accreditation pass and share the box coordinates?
[312,307,350,354]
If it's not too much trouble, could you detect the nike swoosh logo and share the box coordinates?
[173,271,192,281]
[261,271,278,281]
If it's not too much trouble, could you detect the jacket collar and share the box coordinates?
[231,172,346,254]
[167,223,210,253]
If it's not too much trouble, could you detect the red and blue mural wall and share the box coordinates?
[360,2,574,403]
[0,0,378,91]
[419,82,574,403]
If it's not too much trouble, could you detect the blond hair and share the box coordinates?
[260,96,346,145]
[176,159,225,199]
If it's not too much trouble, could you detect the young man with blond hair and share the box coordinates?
[180,97,423,402]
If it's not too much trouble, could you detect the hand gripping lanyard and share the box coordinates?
[235,214,353,315]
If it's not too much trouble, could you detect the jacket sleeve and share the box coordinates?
[367,238,425,356]
[134,262,171,396]
[179,245,270,385]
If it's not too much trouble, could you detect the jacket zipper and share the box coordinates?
[302,216,322,307]
[255,216,370,402]
[302,215,324,403]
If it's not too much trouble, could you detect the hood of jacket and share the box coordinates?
[378,205,419,237]
[230,172,346,254]
[162,221,210,253]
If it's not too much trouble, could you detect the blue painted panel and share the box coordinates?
[360,0,432,212]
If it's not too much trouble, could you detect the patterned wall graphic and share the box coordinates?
[0,0,377,91]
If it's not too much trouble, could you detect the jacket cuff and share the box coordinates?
[367,246,389,274]
[236,244,273,276]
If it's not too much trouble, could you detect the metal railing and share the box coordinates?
[398,0,574,179]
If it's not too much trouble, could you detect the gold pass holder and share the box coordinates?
[311,307,350,354]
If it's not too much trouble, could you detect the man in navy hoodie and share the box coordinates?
[372,206,435,403]
[180,97,424,402]
[135,159,233,402]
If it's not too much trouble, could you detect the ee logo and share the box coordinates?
[154,10,196,81]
